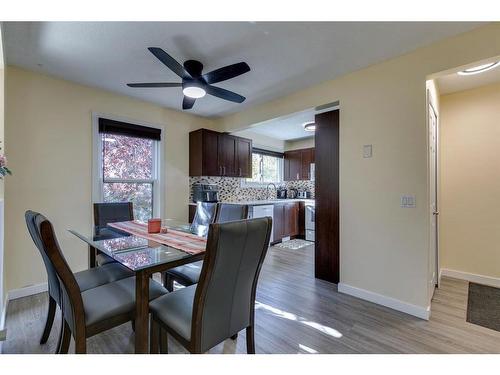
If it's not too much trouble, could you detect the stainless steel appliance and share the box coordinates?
[297,190,311,199]
[305,201,315,242]
[277,187,287,199]
[287,188,298,199]
[192,183,219,203]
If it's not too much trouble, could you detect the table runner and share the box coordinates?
[108,220,206,254]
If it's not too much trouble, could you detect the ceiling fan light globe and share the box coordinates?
[183,86,206,99]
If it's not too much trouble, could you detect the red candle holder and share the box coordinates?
[148,218,161,234]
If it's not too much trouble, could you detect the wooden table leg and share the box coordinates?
[135,270,150,354]
[89,245,96,268]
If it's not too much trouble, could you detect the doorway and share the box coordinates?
[428,92,439,298]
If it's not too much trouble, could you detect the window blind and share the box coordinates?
[252,147,284,158]
[98,117,161,141]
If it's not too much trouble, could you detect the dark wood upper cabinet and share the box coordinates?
[189,128,252,177]
[236,138,252,178]
[284,147,315,181]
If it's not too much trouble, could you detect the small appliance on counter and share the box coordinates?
[297,190,312,199]
[192,183,219,203]
[287,188,298,199]
[277,187,287,199]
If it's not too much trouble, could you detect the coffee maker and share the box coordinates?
[192,183,219,203]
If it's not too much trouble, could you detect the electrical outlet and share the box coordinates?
[363,144,373,158]
[401,195,416,208]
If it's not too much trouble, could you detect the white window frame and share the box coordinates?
[241,152,284,188]
[91,112,164,220]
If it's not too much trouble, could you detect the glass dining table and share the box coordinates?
[68,219,206,354]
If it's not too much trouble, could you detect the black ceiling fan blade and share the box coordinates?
[202,62,250,84]
[182,96,196,110]
[206,85,246,103]
[127,82,182,88]
[148,47,191,79]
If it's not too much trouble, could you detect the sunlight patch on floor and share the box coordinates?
[255,301,343,339]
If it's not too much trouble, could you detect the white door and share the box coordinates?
[429,101,439,297]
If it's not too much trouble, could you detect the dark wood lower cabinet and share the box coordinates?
[272,202,299,243]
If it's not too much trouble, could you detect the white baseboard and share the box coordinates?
[0,299,7,353]
[440,268,500,288]
[338,283,430,320]
[6,282,48,301]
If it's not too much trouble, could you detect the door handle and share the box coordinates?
[433,211,439,215]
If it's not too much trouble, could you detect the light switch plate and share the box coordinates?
[363,144,373,158]
[401,195,416,208]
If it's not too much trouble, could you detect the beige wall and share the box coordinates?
[439,82,500,279]
[285,137,315,151]
[230,129,285,152]
[4,66,214,292]
[216,24,500,311]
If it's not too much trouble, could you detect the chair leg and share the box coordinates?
[58,321,71,354]
[74,336,87,354]
[150,317,159,354]
[54,316,63,354]
[161,273,174,292]
[40,296,57,344]
[159,326,168,354]
[246,325,255,354]
[231,333,238,340]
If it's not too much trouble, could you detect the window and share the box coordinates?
[93,116,162,222]
[244,149,284,186]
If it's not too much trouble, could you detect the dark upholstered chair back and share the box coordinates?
[215,204,248,223]
[31,212,85,333]
[93,202,134,234]
[192,217,272,352]
[190,202,217,237]
[25,211,61,304]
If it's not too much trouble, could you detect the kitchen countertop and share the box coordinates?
[189,198,315,206]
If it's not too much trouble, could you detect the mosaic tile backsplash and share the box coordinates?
[189,176,315,202]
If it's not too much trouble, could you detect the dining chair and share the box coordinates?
[93,202,134,266]
[189,201,218,237]
[215,203,249,223]
[162,204,248,292]
[150,217,272,354]
[25,210,134,353]
[32,211,168,353]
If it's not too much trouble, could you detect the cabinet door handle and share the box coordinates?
[296,173,299,180]
[239,167,242,176]
[219,166,222,175]
[223,166,226,175]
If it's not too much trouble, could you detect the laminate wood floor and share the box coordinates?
[2,244,500,354]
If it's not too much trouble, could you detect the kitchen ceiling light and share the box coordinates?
[457,62,500,76]
[303,122,316,132]
[182,85,206,99]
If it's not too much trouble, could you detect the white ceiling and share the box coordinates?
[437,61,500,95]
[243,109,316,141]
[3,22,484,117]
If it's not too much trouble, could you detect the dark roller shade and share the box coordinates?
[252,148,284,158]
[98,117,161,141]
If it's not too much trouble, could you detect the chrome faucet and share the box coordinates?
[266,183,277,200]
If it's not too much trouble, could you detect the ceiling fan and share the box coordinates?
[127,47,251,110]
